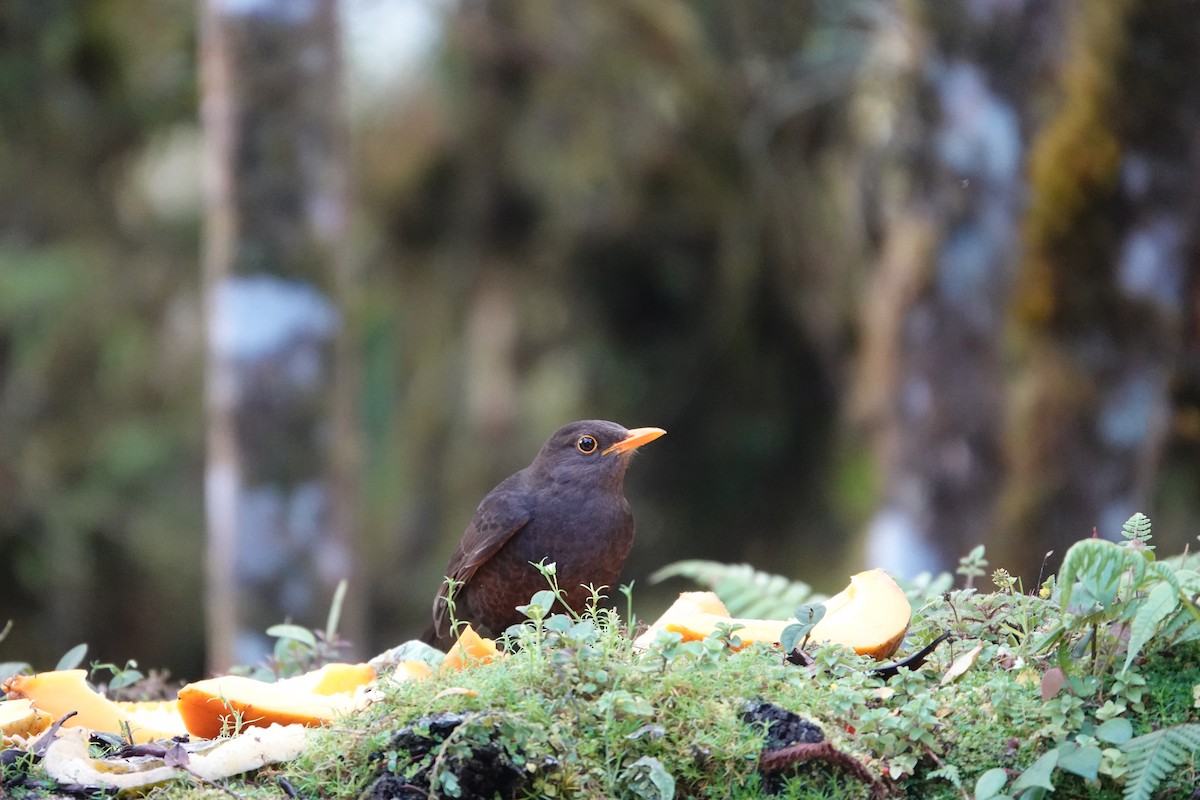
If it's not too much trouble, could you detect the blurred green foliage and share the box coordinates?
[0,0,1197,679]
[0,0,203,675]
[0,0,877,674]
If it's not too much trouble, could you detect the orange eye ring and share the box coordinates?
[576,435,598,454]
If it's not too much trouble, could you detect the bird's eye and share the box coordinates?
[576,435,598,454]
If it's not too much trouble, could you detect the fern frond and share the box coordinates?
[649,560,818,618]
[1057,539,1143,615]
[1121,580,1178,674]
[1120,723,1200,800]
[928,763,963,790]
[1121,513,1154,549]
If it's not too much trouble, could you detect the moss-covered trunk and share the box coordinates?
[854,0,1065,573]
[997,0,1200,581]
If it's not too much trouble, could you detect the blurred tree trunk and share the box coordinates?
[997,0,1200,581]
[200,0,360,672]
[854,1,1063,574]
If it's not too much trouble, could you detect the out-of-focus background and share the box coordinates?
[1,0,1198,680]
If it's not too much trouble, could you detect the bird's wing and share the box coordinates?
[431,477,533,634]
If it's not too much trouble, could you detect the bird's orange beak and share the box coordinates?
[602,426,666,456]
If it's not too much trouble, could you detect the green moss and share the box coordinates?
[1018,0,1131,335]
[258,608,1136,798]
[1140,640,1200,730]
[41,533,1200,798]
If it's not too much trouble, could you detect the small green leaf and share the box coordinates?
[1011,749,1058,792]
[544,614,572,633]
[1058,539,1141,615]
[1095,717,1133,744]
[601,689,655,717]
[778,623,805,654]
[794,603,826,627]
[107,668,145,691]
[957,545,988,579]
[1122,580,1179,674]
[1055,741,1101,781]
[568,619,598,639]
[974,766,1009,799]
[56,643,88,671]
[266,624,317,648]
[1032,624,1067,655]
[437,770,461,798]
[1068,674,1101,696]
[624,755,675,800]
[779,604,826,652]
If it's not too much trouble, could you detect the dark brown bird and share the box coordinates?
[421,420,665,650]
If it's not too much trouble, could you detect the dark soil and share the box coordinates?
[741,700,825,750]
[363,711,554,800]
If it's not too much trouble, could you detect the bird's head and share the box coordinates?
[530,420,665,489]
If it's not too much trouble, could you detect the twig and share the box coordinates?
[923,744,970,800]
[32,711,77,758]
[759,741,894,799]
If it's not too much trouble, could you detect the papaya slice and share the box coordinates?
[274,662,376,695]
[389,660,434,682]
[633,591,732,648]
[176,675,368,739]
[2,670,187,743]
[663,613,788,649]
[441,625,499,670]
[808,568,910,659]
[0,698,52,739]
[632,570,911,660]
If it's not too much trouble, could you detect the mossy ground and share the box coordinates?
[6,541,1200,799]
[134,617,1198,799]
